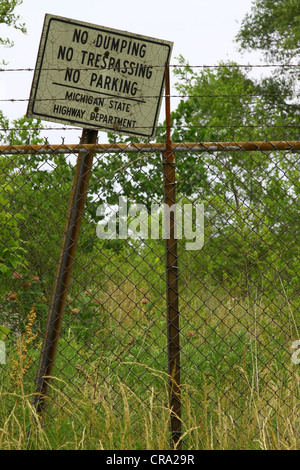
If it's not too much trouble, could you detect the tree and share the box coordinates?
[235,0,300,116]
[0,0,26,48]
[92,52,299,291]
[236,0,300,62]
[168,56,299,289]
[95,56,299,205]
[169,57,300,142]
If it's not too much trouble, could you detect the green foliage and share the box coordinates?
[0,183,26,277]
[88,151,163,213]
[0,0,26,49]
[170,56,299,142]
[0,324,10,340]
[0,112,44,146]
[170,59,255,141]
[236,0,300,62]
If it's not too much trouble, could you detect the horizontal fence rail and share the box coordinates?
[0,141,300,155]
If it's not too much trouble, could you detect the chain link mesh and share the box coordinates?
[0,93,299,449]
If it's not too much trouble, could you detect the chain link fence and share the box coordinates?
[0,64,299,450]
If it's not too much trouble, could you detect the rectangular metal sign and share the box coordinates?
[27,14,173,138]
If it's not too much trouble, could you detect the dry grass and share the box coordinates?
[1,283,299,450]
[1,356,299,450]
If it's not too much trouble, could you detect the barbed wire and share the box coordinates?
[0,62,298,135]
[1,64,299,73]
[1,92,297,104]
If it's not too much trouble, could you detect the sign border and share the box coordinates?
[27,14,173,138]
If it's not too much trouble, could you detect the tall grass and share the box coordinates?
[1,268,299,450]
[1,354,299,450]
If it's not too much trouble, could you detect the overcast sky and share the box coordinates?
[0,0,262,141]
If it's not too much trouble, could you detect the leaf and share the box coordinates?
[0,325,10,341]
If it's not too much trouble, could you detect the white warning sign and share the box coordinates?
[27,14,173,137]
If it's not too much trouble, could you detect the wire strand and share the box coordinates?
[1,91,297,103]
[1,64,299,72]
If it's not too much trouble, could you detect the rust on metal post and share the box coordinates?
[33,129,98,413]
[163,65,181,449]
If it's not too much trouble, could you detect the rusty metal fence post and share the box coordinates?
[163,65,181,448]
[33,129,98,412]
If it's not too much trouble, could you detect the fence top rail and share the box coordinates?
[0,141,299,155]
